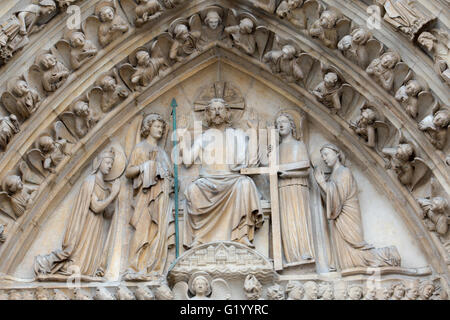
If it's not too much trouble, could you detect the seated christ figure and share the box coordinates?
[181,98,264,248]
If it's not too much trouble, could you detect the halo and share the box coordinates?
[200,5,224,21]
[188,272,212,296]
[238,12,258,31]
[275,108,305,140]
[169,18,189,37]
[93,145,127,182]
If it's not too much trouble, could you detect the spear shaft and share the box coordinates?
[171,98,180,258]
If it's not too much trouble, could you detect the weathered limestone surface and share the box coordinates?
[0,0,448,300]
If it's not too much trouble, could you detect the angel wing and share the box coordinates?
[0,192,16,220]
[118,0,138,26]
[59,112,78,139]
[410,157,432,192]
[336,18,352,43]
[417,91,437,121]
[82,16,102,49]
[27,64,46,97]
[210,278,231,300]
[340,84,366,117]
[189,14,202,37]
[87,86,104,114]
[1,92,19,116]
[54,39,72,71]
[19,161,44,185]
[125,114,143,158]
[26,149,47,177]
[272,35,289,51]
[225,8,238,28]
[302,0,323,29]
[393,62,413,93]
[119,63,138,91]
[172,281,189,300]
[255,26,271,60]
[54,121,77,145]
[297,53,317,87]
[374,121,392,152]
[366,39,383,68]
[152,34,172,62]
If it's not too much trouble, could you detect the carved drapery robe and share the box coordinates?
[381,0,434,37]
[39,175,116,277]
[278,140,314,265]
[324,166,401,269]
[183,128,263,247]
[0,5,49,57]
[127,142,175,275]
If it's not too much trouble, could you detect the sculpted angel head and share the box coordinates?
[136,50,151,66]
[37,53,57,70]
[73,101,90,117]
[324,72,339,89]
[141,113,166,140]
[319,10,338,29]
[288,0,303,9]
[239,18,254,34]
[338,35,352,50]
[351,28,370,45]
[38,136,56,153]
[404,80,421,97]
[281,45,296,59]
[3,175,23,195]
[69,32,86,48]
[174,24,189,41]
[433,109,450,128]
[395,143,414,162]
[380,51,400,69]
[11,79,30,97]
[99,75,118,92]
[38,0,57,16]
[99,5,115,22]
[205,10,222,30]
[418,32,436,52]
[191,275,211,297]
[360,106,377,125]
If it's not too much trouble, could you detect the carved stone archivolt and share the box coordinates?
[0,0,448,300]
